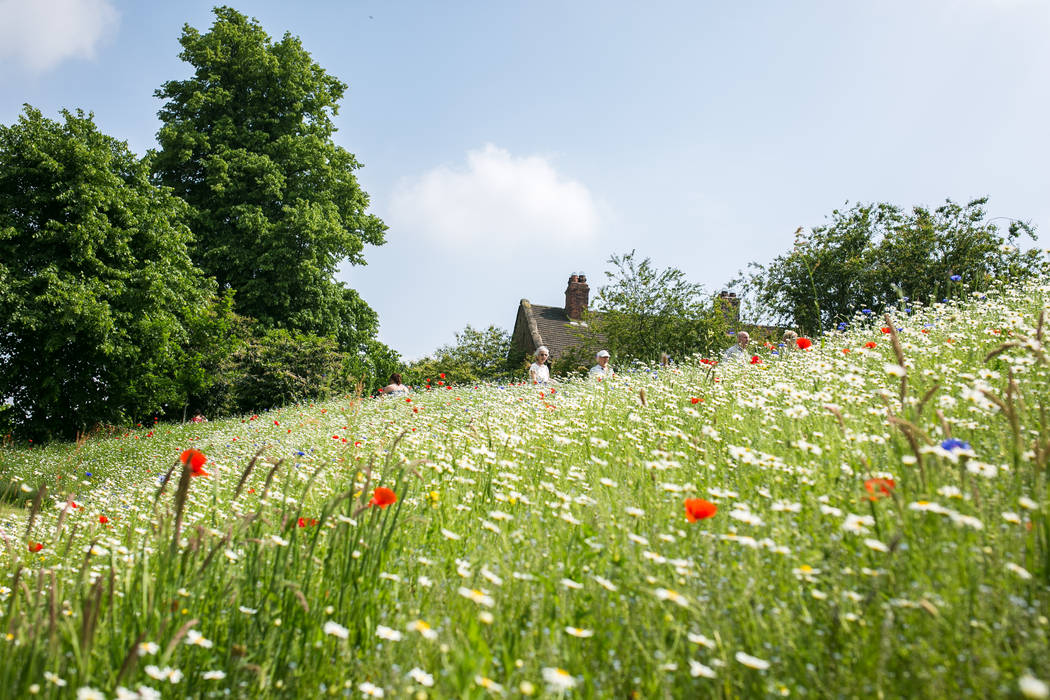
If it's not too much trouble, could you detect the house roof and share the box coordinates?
[531,303,585,358]
[512,300,605,361]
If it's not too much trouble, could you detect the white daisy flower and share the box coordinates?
[323,620,349,639]
[689,660,717,678]
[184,630,213,648]
[407,668,434,687]
[376,625,403,641]
[542,667,577,692]
[735,651,771,670]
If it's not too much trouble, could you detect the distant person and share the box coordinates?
[779,330,798,354]
[589,350,613,378]
[529,347,551,384]
[660,352,671,367]
[382,373,410,396]
[723,331,751,362]
[191,412,207,423]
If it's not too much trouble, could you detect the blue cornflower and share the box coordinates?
[861,309,873,315]
[296,451,306,456]
[85,472,92,477]
[950,274,962,282]
[941,438,971,452]
[837,322,848,331]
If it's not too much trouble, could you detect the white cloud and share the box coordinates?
[388,143,600,250]
[0,0,119,73]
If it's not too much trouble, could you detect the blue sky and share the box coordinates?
[3,0,1048,359]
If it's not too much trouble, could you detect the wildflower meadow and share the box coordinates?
[2,280,1049,699]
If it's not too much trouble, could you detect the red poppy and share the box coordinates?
[796,338,813,350]
[28,542,44,553]
[864,341,877,349]
[690,397,701,405]
[881,327,891,334]
[684,498,717,522]
[180,449,209,477]
[368,487,398,509]
[750,355,762,364]
[297,517,318,527]
[439,373,446,379]
[842,348,851,354]
[864,478,896,500]
[98,515,109,524]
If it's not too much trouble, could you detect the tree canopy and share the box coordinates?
[740,198,1046,334]
[583,251,730,364]
[152,6,386,348]
[404,325,512,386]
[0,107,213,439]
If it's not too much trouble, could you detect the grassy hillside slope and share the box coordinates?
[1,280,1049,699]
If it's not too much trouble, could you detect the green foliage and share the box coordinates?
[584,251,730,363]
[404,325,512,386]
[178,289,251,417]
[344,338,403,396]
[225,328,347,411]
[0,106,212,439]
[550,343,596,377]
[152,6,386,349]
[741,197,1047,334]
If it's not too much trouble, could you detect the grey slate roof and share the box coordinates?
[510,300,606,363]
[529,304,588,359]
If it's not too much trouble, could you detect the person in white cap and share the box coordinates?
[589,350,613,377]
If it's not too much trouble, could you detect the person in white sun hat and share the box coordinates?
[589,350,613,378]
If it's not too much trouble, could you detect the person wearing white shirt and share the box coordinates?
[723,331,751,361]
[589,350,613,377]
[529,346,551,384]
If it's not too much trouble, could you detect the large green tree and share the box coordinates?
[0,107,213,439]
[152,6,386,348]
[405,325,512,386]
[741,198,1046,334]
[583,251,730,364]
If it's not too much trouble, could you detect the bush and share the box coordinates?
[226,329,348,412]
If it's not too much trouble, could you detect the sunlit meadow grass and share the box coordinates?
[2,280,1049,699]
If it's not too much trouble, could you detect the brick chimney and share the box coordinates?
[717,290,741,325]
[565,273,590,320]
